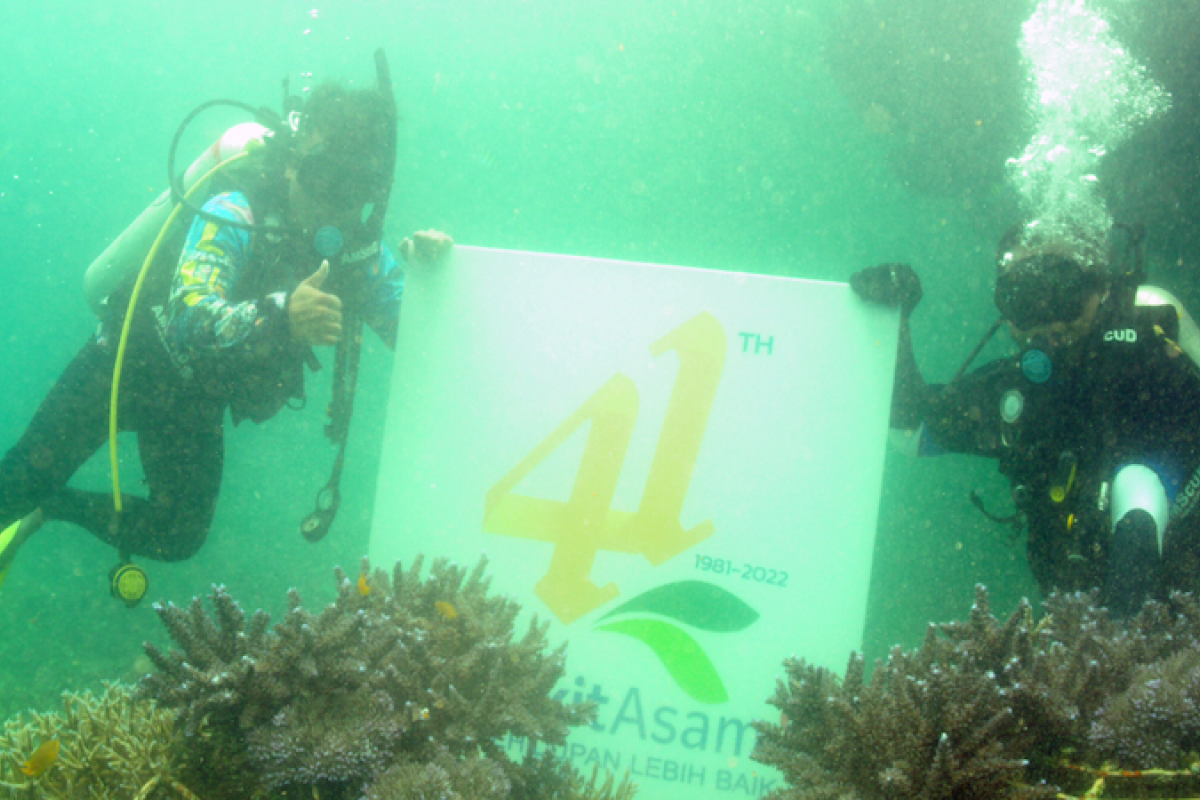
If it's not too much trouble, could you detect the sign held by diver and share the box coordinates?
[371,246,899,799]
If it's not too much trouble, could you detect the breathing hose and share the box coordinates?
[108,153,251,512]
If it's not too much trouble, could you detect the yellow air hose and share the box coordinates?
[108,152,250,512]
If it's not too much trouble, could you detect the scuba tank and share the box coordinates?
[83,122,271,317]
[1136,284,1200,370]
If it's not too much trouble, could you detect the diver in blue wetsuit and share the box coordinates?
[852,228,1200,616]
[0,62,452,603]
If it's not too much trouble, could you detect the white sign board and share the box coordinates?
[371,246,898,799]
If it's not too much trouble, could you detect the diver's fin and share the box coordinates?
[0,511,42,590]
[0,519,20,591]
[0,519,21,562]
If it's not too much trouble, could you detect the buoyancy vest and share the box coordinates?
[925,296,1199,593]
[101,165,320,426]
[996,300,1194,590]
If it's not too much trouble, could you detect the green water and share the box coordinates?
[0,0,1196,725]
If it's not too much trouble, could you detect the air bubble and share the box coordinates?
[1006,0,1170,257]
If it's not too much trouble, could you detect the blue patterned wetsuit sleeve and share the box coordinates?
[361,243,405,350]
[167,192,288,357]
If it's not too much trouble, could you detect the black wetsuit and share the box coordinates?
[0,174,401,564]
[0,331,229,561]
[0,191,312,562]
[897,298,1200,600]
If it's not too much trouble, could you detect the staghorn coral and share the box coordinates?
[0,683,182,799]
[246,687,400,792]
[362,744,511,800]
[1024,590,1200,769]
[753,586,1057,799]
[753,586,1200,800]
[362,747,638,800]
[504,752,638,800]
[138,554,622,799]
[1089,645,1200,769]
[752,648,1048,799]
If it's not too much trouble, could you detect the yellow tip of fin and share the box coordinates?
[0,520,24,591]
[0,520,21,553]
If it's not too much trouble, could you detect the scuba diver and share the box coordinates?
[852,225,1200,616]
[0,50,452,604]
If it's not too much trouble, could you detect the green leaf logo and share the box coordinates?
[599,580,760,631]
[595,581,759,704]
[595,618,728,704]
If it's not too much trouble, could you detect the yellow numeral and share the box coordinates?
[484,312,726,623]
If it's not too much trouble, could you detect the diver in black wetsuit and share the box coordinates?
[852,229,1200,616]
[0,53,452,604]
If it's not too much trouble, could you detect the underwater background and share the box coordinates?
[0,0,1197,726]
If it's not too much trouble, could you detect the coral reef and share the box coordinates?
[751,596,1051,799]
[139,554,634,799]
[1089,647,1200,770]
[752,586,1200,799]
[362,744,511,800]
[362,748,637,800]
[505,755,638,800]
[0,682,180,799]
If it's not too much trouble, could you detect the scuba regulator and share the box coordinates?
[109,560,149,607]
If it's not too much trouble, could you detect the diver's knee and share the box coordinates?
[1106,509,1162,617]
[150,526,209,562]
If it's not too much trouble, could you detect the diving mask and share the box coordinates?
[994,253,1103,330]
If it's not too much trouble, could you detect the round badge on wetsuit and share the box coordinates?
[1000,389,1025,423]
[1021,349,1052,384]
[314,225,344,258]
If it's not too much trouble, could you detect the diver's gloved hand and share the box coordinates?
[289,260,344,346]
[399,229,454,266]
[850,263,923,318]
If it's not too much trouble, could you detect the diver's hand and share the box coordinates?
[399,229,454,266]
[289,261,343,346]
[850,263,923,318]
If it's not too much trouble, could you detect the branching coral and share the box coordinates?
[1027,590,1200,772]
[1088,645,1200,769]
[362,744,512,800]
[361,747,637,800]
[138,555,621,799]
[753,647,1048,799]
[753,586,1057,799]
[504,752,638,800]
[246,687,401,792]
[753,586,1200,800]
[0,683,180,799]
